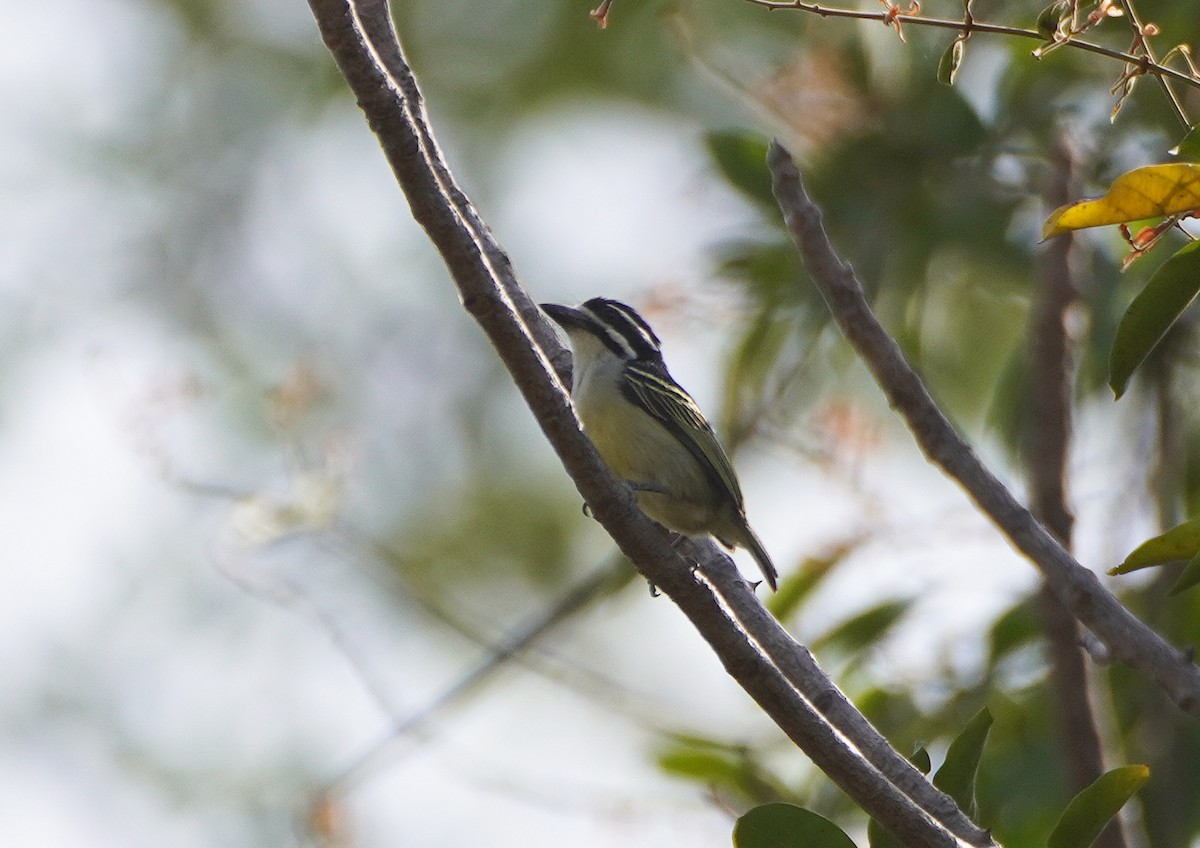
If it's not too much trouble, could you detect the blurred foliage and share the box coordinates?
[721,709,1143,848]
[658,2,1200,846]
[17,0,1200,845]
[932,706,992,818]
[766,541,860,621]
[658,737,793,806]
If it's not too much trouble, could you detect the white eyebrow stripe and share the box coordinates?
[579,304,638,359]
[607,302,661,353]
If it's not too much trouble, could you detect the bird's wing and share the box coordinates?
[621,361,744,508]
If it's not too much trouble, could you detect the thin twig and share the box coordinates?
[744,0,1200,91]
[767,139,1200,716]
[304,1,996,845]
[318,560,623,795]
[1118,0,1190,128]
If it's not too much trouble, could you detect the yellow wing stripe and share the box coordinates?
[622,363,744,508]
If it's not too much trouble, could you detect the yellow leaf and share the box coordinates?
[1042,163,1200,239]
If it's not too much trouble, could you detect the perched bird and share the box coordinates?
[542,297,778,591]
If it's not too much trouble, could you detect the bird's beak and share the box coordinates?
[540,302,587,330]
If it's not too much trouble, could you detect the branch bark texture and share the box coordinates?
[304,1,995,845]
[767,140,1200,717]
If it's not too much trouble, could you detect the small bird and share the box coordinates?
[542,297,778,591]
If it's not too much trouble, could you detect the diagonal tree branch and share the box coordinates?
[767,140,1200,717]
[304,1,995,845]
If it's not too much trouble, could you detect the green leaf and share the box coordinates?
[721,305,792,444]
[1111,515,1200,574]
[733,804,856,848]
[1048,765,1149,848]
[1110,240,1200,399]
[659,749,745,784]
[987,598,1040,666]
[1170,125,1200,163]
[984,341,1030,463]
[658,740,785,803]
[767,543,856,621]
[855,687,920,733]
[1169,548,1200,595]
[937,38,965,86]
[714,239,805,300]
[932,707,993,817]
[706,131,775,208]
[812,600,912,655]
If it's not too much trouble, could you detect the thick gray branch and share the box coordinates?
[767,140,1200,716]
[303,1,995,845]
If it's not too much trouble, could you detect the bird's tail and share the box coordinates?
[741,524,779,592]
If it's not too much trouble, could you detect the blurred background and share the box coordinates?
[4,0,1200,846]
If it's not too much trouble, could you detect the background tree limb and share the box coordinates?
[766,140,1200,717]
[1029,138,1128,848]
